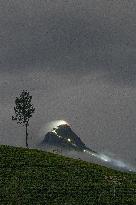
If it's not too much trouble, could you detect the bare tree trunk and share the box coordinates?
[25,124,28,148]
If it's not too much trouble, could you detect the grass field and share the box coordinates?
[0,145,136,204]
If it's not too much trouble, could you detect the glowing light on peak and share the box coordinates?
[68,138,71,142]
[57,120,69,126]
[39,120,70,140]
[50,120,69,129]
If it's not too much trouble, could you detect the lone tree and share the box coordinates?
[12,90,35,148]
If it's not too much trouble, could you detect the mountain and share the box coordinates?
[40,123,95,153]
[38,122,136,173]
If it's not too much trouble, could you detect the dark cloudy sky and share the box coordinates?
[0,0,136,165]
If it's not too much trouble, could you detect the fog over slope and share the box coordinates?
[0,1,136,166]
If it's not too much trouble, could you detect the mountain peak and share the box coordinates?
[40,123,86,151]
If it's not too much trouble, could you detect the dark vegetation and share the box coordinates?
[0,145,136,204]
[12,90,35,148]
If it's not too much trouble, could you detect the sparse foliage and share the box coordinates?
[12,90,35,148]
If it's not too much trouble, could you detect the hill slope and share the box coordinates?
[0,145,136,204]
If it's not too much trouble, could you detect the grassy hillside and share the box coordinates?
[0,145,136,205]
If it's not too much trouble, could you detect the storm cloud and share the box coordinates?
[0,0,136,81]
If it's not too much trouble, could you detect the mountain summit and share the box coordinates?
[40,123,94,152]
